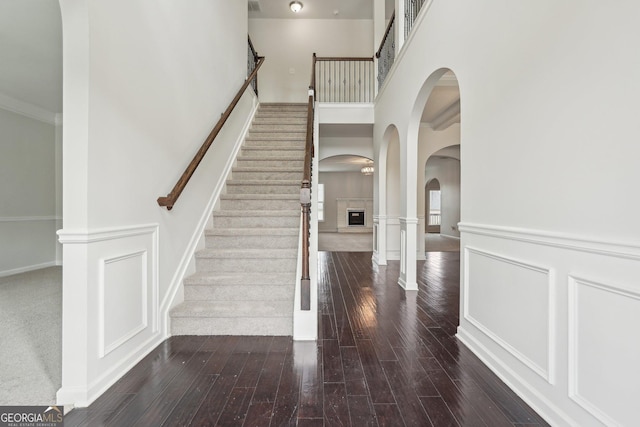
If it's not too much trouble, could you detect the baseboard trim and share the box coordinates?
[58,333,164,407]
[440,234,460,240]
[457,326,572,427]
[0,261,58,278]
[0,92,58,124]
[0,215,61,222]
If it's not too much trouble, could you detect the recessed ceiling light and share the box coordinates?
[290,1,303,13]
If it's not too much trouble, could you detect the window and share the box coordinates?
[428,190,441,225]
[317,183,325,221]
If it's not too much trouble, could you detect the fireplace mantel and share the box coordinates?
[337,198,373,233]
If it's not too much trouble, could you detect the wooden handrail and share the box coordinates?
[157,56,265,210]
[300,53,317,311]
[376,11,396,58]
[314,56,374,62]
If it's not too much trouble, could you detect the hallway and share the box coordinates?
[64,252,548,426]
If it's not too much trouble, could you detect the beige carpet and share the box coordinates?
[425,233,460,252]
[318,232,373,252]
[0,266,61,405]
[318,232,460,252]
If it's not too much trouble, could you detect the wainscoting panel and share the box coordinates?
[464,247,553,382]
[57,224,160,407]
[568,276,640,427]
[99,250,148,358]
[458,222,640,426]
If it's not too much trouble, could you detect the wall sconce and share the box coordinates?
[289,1,303,13]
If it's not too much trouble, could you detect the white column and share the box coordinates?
[417,215,426,260]
[373,215,388,265]
[55,114,63,265]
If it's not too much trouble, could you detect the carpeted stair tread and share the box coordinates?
[170,300,292,318]
[212,209,299,217]
[220,193,299,200]
[184,272,292,286]
[232,166,303,173]
[227,179,300,185]
[196,248,297,259]
[205,228,298,236]
[171,102,306,336]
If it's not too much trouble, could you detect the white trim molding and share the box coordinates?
[57,224,159,244]
[0,262,58,278]
[459,222,640,260]
[56,223,161,407]
[0,216,61,222]
[0,92,58,124]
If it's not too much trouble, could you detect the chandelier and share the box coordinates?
[361,165,375,175]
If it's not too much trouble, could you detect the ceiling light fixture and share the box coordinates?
[289,1,303,13]
[361,165,375,175]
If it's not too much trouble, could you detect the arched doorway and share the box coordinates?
[317,155,375,252]
[0,0,63,405]
[425,178,441,233]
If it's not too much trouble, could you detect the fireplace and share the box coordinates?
[347,209,365,226]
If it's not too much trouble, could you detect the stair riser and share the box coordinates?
[195,257,297,273]
[170,103,305,337]
[212,216,299,228]
[184,285,294,301]
[231,171,302,180]
[206,234,298,249]
[219,198,299,210]
[236,159,303,168]
[253,118,307,125]
[251,124,306,132]
[171,317,292,336]
[245,135,305,142]
[247,132,306,139]
[259,105,307,111]
[243,140,304,148]
[240,149,304,158]
[226,184,300,194]
[185,274,292,287]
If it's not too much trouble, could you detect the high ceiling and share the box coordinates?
[319,154,373,172]
[249,0,393,20]
[0,1,62,113]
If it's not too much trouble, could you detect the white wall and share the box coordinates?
[374,1,640,425]
[57,0,251,407]
[319,172,373,232]
[249,19,374,102]
[0,108,58,276]
[424,156,460,238]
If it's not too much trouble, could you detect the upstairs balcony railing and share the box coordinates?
[404,0,427,39]
[375,11,395,90]
[313,54,375,103]
[247,36,260,95]
[158,37,264,210]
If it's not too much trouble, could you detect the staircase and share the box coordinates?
[170,103,308,335]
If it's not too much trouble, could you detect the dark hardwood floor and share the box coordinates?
[64,251,549,426]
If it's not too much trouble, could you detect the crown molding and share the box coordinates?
[0,92,58,124]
